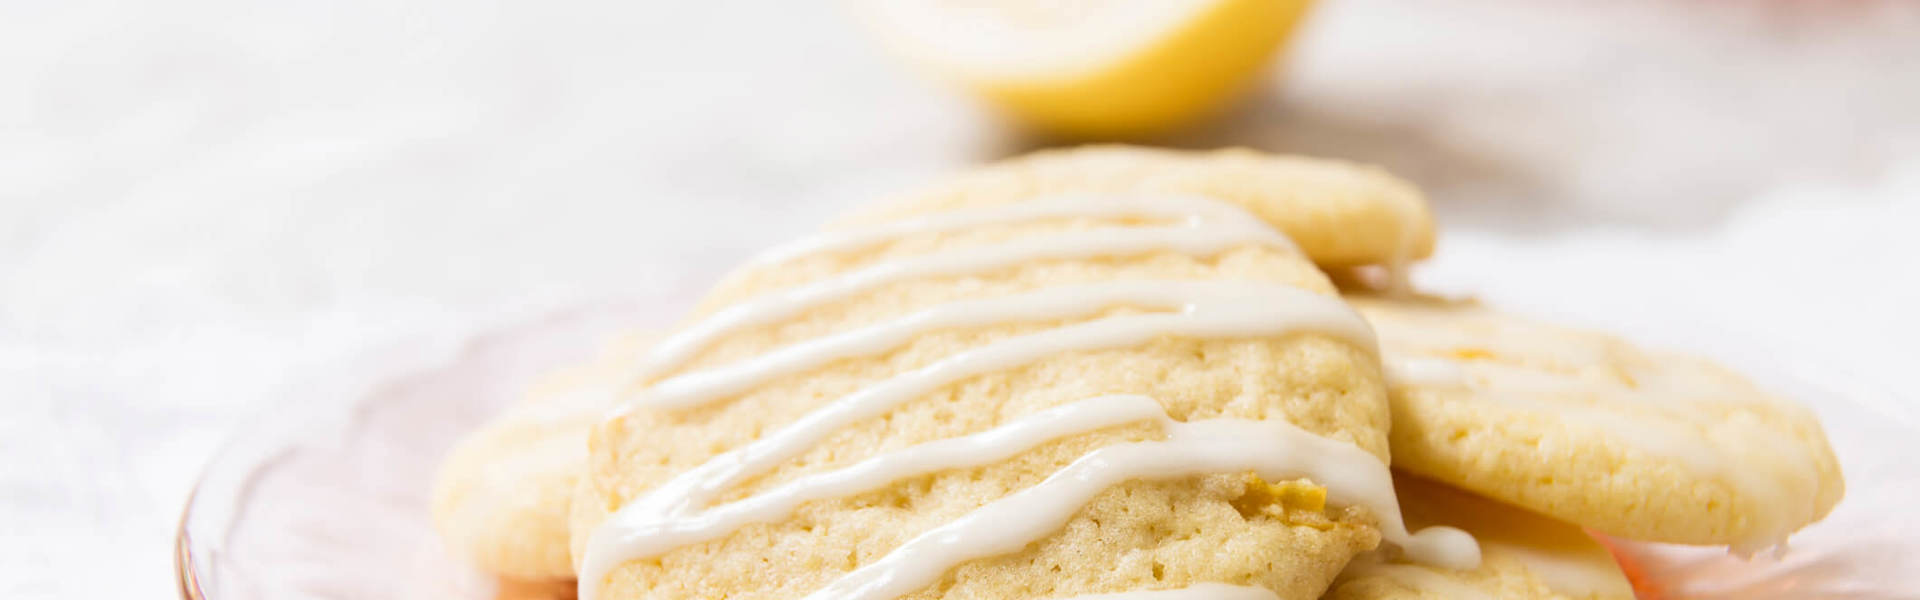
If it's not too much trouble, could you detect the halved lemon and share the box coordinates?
[850,0,1314,138]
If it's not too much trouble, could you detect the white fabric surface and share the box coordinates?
[3,0,1917,598]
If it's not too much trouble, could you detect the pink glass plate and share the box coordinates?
[175,301,1920,600]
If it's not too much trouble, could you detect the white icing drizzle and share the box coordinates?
[1048,583,1282,600]
[746,194,1297,268]
[632,197,1296,382]
[1382,353,1820,553]
[800,417,1479,600]
[1359,470,1634,600]
[631,281,1376,411]
[584,395,1167,573]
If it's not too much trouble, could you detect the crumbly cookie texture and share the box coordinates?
[430,333,650,580]
[1348,296,1844,548]
[1325,474,1634,600]
[570,200,1394,599]
[843,145,1435,269]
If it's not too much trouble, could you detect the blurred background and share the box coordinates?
[3,0,1918,597]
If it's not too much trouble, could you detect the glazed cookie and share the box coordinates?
[1347,296,1844,551]
[570,186,1474,599]
[842,145,1435,269]
[1326,474,1634,600]
[430,333,650,580]
[432,145,1441,583]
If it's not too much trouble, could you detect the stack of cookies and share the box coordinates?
[432,147,1843,600]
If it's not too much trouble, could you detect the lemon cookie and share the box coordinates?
[570,190,1474,599]
[430,333,650,580]
[1326,474,1634,600]
[431,146,1440,584]
[1348,296,1843,551]
[844,145,1434,269]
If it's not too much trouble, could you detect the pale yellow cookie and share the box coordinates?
[571,185,1400,599]
[1348,297,1844,551]
[432,145,1437,584]
[846,145,1435,269]
[1326,474,1634,600]
[430,333,649,580]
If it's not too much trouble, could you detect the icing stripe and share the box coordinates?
[633,203,1295,383]
[746,194,1296,268]
[632,281,1376,411]
[586,396,1165,567]
[801,416,1479,600]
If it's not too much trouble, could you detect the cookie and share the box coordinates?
[569,183,1472,599]
[430,333,650,580]
[431,145,1443,585]
[842,145,1435,269]
[1347,296,1843,551]
[1326,474,1635,600]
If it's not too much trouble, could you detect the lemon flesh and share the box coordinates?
[854,0,1313,138]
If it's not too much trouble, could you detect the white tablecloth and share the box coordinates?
[3,1,1917,597]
